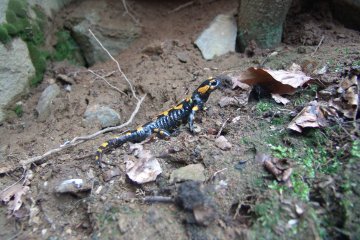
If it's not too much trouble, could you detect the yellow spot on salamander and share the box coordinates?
[97,149,102,153]
[160,130,164,134]
[95,156,99,160]
[192,106,199,111]
[197,85,210,94]
[161,110,169,116]
[153,128,159,132]
[185,97,191,102]
[136,126,144,131]
[173,104,183,110]
[101,142,108,148]
[126,132,132,136]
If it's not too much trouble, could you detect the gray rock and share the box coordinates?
[170,164,206,183]
[28,0,74,17]
[69,1,141,66]
[0,0,10,24]
[36,84,60,121]
[0,38,35,122]
[84,104,121,128]
[195,14,237,60]
[176,51,190,63]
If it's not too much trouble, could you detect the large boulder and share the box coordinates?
[0,0,10,24]
[0,38,35,122]
[28,0,75,17]
[66,0,141,66]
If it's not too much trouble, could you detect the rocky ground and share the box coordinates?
[0,0,359,239]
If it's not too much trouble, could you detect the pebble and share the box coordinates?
[103,168,121,182]
[215,136,232,150]
[176,51,190,63]
[35,84,60,122]
[195,14,237,60]
[170,163,206,183]
[83,104,121,128]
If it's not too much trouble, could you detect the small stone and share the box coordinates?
[176,51,190,63]
[195,14,237,60]
[36,84,61,121]
[103,168,121,182]
[215,136,232,150]
[64,84,72,92]
[83,104,121,128]
[297,46,306,54]
[57,74,75,85]
[170,164,206,183]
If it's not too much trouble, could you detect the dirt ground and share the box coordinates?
[0,0,359,239]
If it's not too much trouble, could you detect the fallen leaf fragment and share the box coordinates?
[125,144,162,184]
[0,183,29,213]
[257,153,293,184]
[232,67,311,95]
[271,93,290,105]
[215,136,232,150]
[329,71,359,119]
[288,101,328,133]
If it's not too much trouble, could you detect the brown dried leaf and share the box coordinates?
[257,153,294,184]
[1,184,29,213]
[288,101,328,133]
[232,67,311,95]
[271,93,290,105]
[125,144,162,184]
[329,74,359,119]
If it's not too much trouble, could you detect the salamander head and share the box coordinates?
[195,77,221,96]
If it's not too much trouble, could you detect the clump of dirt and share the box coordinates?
[0,0,359,239]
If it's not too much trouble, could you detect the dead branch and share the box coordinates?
[18,95,146,168]
[216,118,230,138]
[122,0,140,25]
[168,1,194,14]
[0,31,147,174]
[88,69,126,95]
[88,29,140,101]
[312,35,325,56]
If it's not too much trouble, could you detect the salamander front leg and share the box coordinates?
[188,105,200,133]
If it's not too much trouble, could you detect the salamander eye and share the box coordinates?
[209,80,218,86]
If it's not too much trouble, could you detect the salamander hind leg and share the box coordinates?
[153,128,171,139]
[95,141,110,166]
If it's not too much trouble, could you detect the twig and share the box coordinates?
[312,35,325,56]
[88,69,126,95]
[0,168,26,194]
[88,29,139,101]
[19,95,146,168]
[122,0,140,25]
[216,118,230,138]
[0,31,147,174]
[168,1,194,14]
[143,196,174,203]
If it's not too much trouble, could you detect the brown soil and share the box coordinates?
[1,0,359,239]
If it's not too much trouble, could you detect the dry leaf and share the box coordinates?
[125,144,162,184]
[271,93,290,105]
[329,73,359,119]
[1,184,29,213]
[232,67,311,95]
[288,101,328,133]
[257,153,293,184]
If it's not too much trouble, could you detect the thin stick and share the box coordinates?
[168,1,194,14]
[122,0,140,25]
[88,69,126,95]
[143,196,174,203]
[216,118,230,138]
[18,95,146,168]
[88,29,139,101]
[312,35,325,56]
[0,168,26,194]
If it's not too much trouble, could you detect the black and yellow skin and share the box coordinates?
[95,77,221,165]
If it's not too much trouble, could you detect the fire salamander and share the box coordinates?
[95,77,221,165]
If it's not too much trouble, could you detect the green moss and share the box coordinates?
[13,104,23,117]
[53,30,84,65]
[27,42,47,86]
[0,25,11,44]
[8,0,27,18]
[3,23,17,36]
